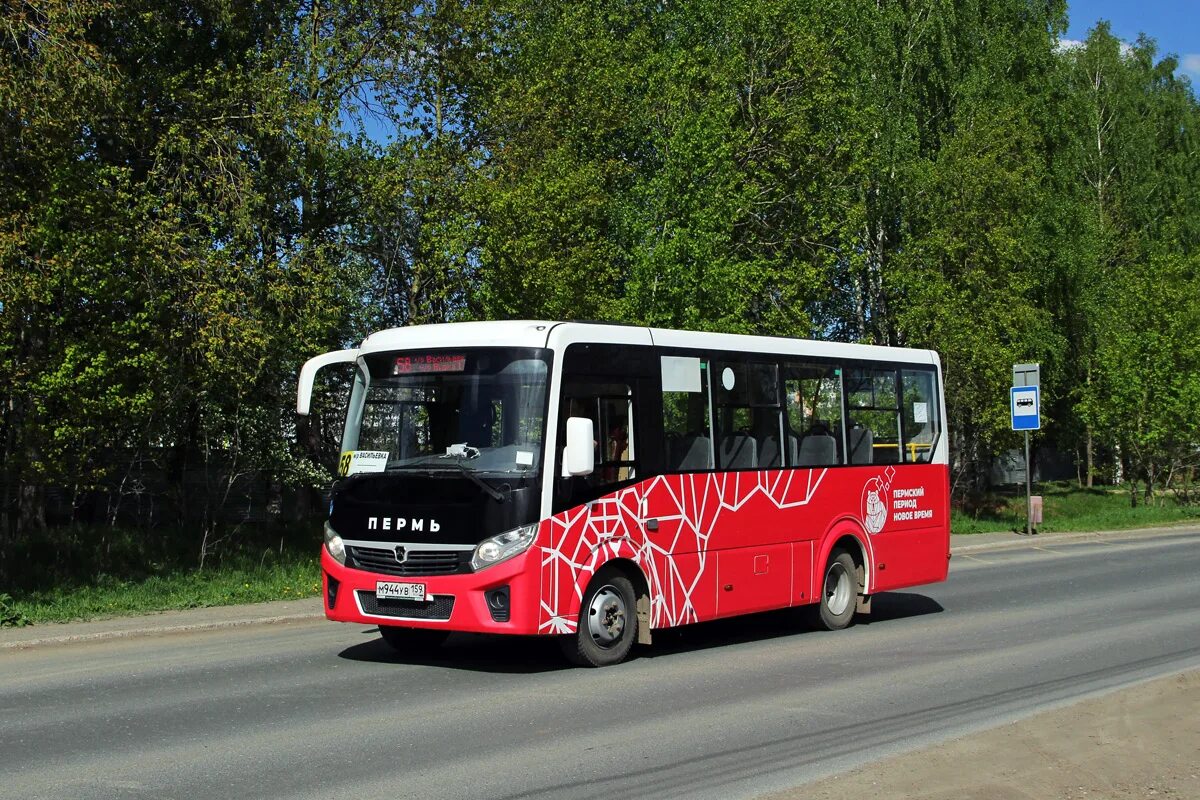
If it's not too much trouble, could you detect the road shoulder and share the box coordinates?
[0,596,323,650]
[761,668,1200,800]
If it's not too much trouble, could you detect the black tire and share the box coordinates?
[378,625,449,652]
[814,548,859,631]
[559,568,638,667]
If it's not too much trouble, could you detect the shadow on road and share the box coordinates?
[336,591,944,672]
[337,629,570,673]
[860,591,946,624]
[643,591,944,659]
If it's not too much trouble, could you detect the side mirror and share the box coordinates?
[563,417,595,477]
[297,349,359,414]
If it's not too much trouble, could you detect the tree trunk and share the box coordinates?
[1125,453,1137,508]
[1085,428,1094,488]
[17,480,47,533]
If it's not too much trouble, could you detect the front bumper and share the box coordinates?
[320,546,541,635]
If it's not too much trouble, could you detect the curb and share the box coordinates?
[1,610,324,652]
[952,524,1196,554]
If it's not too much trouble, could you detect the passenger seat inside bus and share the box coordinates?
[676,434,713,471]
[796,432,837,466]
[720,433,757,469]
[848,425,874,464]
[758,433,797,468]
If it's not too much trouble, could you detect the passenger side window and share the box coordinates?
[901,369,940,463]
[712,360,783,469]
[661,356,714,471]
[845,368,901,464]
[783,363,844,466]
[560,381,637,484]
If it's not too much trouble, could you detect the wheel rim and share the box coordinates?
[824,562,852,616]
[587,584,627,647]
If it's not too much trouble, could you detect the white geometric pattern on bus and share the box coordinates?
[538,468,829,634]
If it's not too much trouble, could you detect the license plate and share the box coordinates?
[376,581,426,601]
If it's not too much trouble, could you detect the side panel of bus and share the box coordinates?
[537,340,949,635]
[536,465,949,635]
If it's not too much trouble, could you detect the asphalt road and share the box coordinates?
[2,530,1199,800]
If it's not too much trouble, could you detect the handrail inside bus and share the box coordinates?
[871,441,934,461]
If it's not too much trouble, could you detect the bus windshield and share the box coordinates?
[341,348,550,475]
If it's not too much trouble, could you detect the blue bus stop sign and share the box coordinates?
[1011,386,1040,431]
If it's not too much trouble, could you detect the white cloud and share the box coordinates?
[1177,54,1200,89]
[1054,37,1134,58]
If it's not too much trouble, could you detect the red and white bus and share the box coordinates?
[297,321,949,666]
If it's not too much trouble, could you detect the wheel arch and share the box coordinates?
[817,515,875,595]
[563,542,654,637]
[599,556,651,600]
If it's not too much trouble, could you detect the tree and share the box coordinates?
[1053,25,1200,498]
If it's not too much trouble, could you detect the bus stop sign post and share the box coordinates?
[1011,364,1040,536]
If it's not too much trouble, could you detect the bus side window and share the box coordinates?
[783,363,844,466]
[901,369,940,462]
[712,360,782,469]
[598,395,635,481]
[846,368,901,464]
[557,381,637,504]
[661,355,714,471]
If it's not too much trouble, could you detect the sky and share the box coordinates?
[1065,0,1200,85]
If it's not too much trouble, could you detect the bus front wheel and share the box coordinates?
[560,568,638,667]
[814,548,858,631]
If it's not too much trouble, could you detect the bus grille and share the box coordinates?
[357,591,455,620]
[347,546,467,577]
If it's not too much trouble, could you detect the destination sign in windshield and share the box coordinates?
[393,354,467,375]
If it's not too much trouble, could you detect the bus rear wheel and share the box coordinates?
[814,548,859,631]
[560,568,638,667]
[378,625,449,652]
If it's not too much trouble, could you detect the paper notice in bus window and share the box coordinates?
[515,450,534,466]
[339,450,389,476]
[661,356,702,393]
[913,403,928,424]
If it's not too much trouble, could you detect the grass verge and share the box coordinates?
[8,554,320,625]
[952,481,1200,534]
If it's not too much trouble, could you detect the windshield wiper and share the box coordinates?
[379,461,507,502]
[439,444,507,503]
[376,448,510,502]
[449,459,507,503]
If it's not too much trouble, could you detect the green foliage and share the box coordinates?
[1048,25,1200,498]
[0,0,378,571]
[951,482,1200,535]
[0,593,31,627]
[1,0,1199,596]
[9,555,321,625]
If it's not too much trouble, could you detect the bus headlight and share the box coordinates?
[472,524,538,571]
[324,521,347,565]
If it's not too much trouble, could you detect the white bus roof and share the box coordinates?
[359,320,558,353]
[357,321,939,366]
